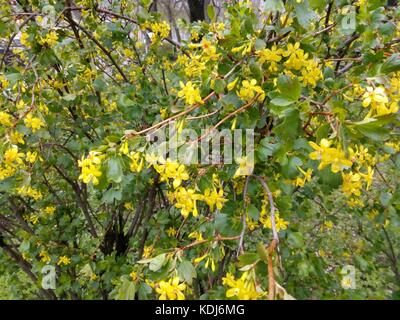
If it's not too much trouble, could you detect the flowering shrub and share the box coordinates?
[0,0,399,300]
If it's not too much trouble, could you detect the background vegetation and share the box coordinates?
[0,0,399,300]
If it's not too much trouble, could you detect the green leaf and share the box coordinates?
[351,119,391,141]
[101,189,122,204]
[247,204,259,220]
[107,157,123,183]
[273,109,300,141]
[295,1,317,29]
[207,4,215,21]
[62,93,76,101]
[270,96,295,107]
[238,252,259,267]
[381,53,400,74]
[277,75,301,102]
[214,79,226,94]
[149,254,167,272]
[264,0,284,12]
[287,232,305,249]
[256,243,268,262]
[178,260,197,285]
[116,278,136,300]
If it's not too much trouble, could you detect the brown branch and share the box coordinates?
[71,20,129,83]
[267,239,278,300]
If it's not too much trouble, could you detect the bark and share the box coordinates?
[188,0,205,22]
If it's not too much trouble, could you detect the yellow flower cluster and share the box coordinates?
[177,81,203,105]
[16,185,43,200]
[166,176,227,218]
[149,21,170,44]
[57,255,71,266]
[153,157,189,188]
[361,86,398,118]
[38,31,58,47]
[78,151,103,185]
[43,205,56,215]
[309,139,352,173]
[155,277,186,300]
[260,210,289,232]
[0,145,24,180]
[194,252,216,271]
[39,250,51,263]
[222,272,261,300]
[128,151,144,173]
[341,145,374,198]
[24,114,45,133]
[237,79,265,102]
[257,42,323,87]
[292,167,313,187]
[0,111,13,127]
[167,187,202,218]
[176,37,220,77]
[19,32,30,47]
[256,45,283,71]
[203,188,227,212]
[188,38,220,62]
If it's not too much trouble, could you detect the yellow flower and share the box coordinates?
[294,167,312,187]
[360,166,374,190]
[309,139,352,173]
[256,45,283,64]
[166,227,177,237]
[227,77,239,91]
[78,151,103,185]
[268,214,289,232]
[28,214,39,224]
[39,251,51,263]
[188,231,203,241]
[362,86,397,117]
[44,206,56,215]
[3,145,24,165]
[170,187,203,218]
[153,157,189,188]
[341,277,354,289]
[178,81,203,105]
[203,188,227,212]
[20,32,30,47]
[0,111,13,126]
[155,277,186,300]
[57,255,71,266]
[234,156,254,177]
[38,31,58,47]
[160,108,168,119]
[9,131,25,145]
[26,151,38,163]
[194,253,208,265]
[237,79,265,102]
[324,220,334,230]
[16,185,42,200]
[124,202,133,210]
[150,21,170,43]
[24,114,45,132]
[222,272,261,300]
[143,245,154,259]
[362,86,388,108]
[341,172,362,197]
[129,151,144,173]
[282,42,301,58]
[130,271,138,281]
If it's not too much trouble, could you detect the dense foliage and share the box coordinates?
[0,0,400,300]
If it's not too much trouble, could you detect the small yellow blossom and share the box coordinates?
[155,277,186,300]
[57,255,71,266]
[178,81,203,105]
